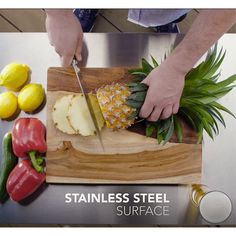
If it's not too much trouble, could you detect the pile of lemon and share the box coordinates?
[0,63,45,120]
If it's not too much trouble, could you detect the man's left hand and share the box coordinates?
[139,59,185,121]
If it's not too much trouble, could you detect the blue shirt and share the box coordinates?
[128,9,190,27]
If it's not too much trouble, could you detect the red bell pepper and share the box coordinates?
[12,118,47,173]
[6,160,45,202]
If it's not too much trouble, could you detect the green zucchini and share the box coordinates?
[0,132,18,203]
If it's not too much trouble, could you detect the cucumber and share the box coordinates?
[0,132,18,203]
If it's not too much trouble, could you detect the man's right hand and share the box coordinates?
[45,9,83,66]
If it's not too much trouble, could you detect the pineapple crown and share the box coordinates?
[127,44,236,144]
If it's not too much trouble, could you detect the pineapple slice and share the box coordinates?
[53,93,105,136]
[87,93,105,131]
[52,95,76,134]
[68,94,97,136]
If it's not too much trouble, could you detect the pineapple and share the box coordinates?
[96,83,136,129]
[53,44,236,144]
[95,44,236,144]
[87,93,105,130]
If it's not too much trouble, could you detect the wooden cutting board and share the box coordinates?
[46,67,202,184]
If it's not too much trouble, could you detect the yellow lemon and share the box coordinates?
[18,83,45,112]
[0,63,30,91]
[0,91,18,119]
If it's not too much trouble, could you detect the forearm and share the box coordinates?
[169,9,236,74]
[45,9,83,65]
[140,10,236,121]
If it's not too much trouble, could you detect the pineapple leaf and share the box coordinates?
[128,68,141,73]
[151,55,159,67]
[132,77,145,83]
[129,44,236,144]
[141,58,154,74]
[206,43,217,60]
[206,105,226,127]
[201,49,225,80]
[210,72,221,82]
[128,91,146,102]
[210,101,236,118]
[180,97,205,107]
[190,106,216,139]
[185,45,224,82]
[146,123,156,137]
[154,122,163,144]
[186,96,218,105]
[181,89,217,100]
[197,122,204,144]
[179,108,199,132]
[163,116,174,145]
[202,75,236,93]
[191,106,215,126]
[158,118,172,133]
[202,118,214,139]
[213,87,234,98]
[126,99,143,108]
[129,83,148,92]
[184,77,215,88]
[207,109,219,134]
[130,71,148,76]
[157,133,163,144]
[173,115,183,143]
[128,82,139,87]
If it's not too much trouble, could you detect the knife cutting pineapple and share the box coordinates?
[52,44,236,144]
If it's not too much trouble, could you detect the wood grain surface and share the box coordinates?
[46,67,202,184]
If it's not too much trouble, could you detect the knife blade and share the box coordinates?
[72,58,105,151]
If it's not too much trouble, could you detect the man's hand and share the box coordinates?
[140,9,236,122]
[45,10,83,66]
[140,58,185,121]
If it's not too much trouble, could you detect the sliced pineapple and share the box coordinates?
[52,95,76,134]
[96,83,136,130]
[87,93,105,130]
[68,94,97,136]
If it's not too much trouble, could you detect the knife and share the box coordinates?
[72,58,105,151]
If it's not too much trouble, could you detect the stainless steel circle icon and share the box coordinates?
[199,191,232,224]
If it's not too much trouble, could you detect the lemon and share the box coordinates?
[0,63,30,91]
[18,83,45,112]
[0,91,18,119]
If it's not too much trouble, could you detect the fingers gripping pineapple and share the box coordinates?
[53,45,236,144]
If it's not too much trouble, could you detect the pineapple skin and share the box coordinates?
[96,83,136,130]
